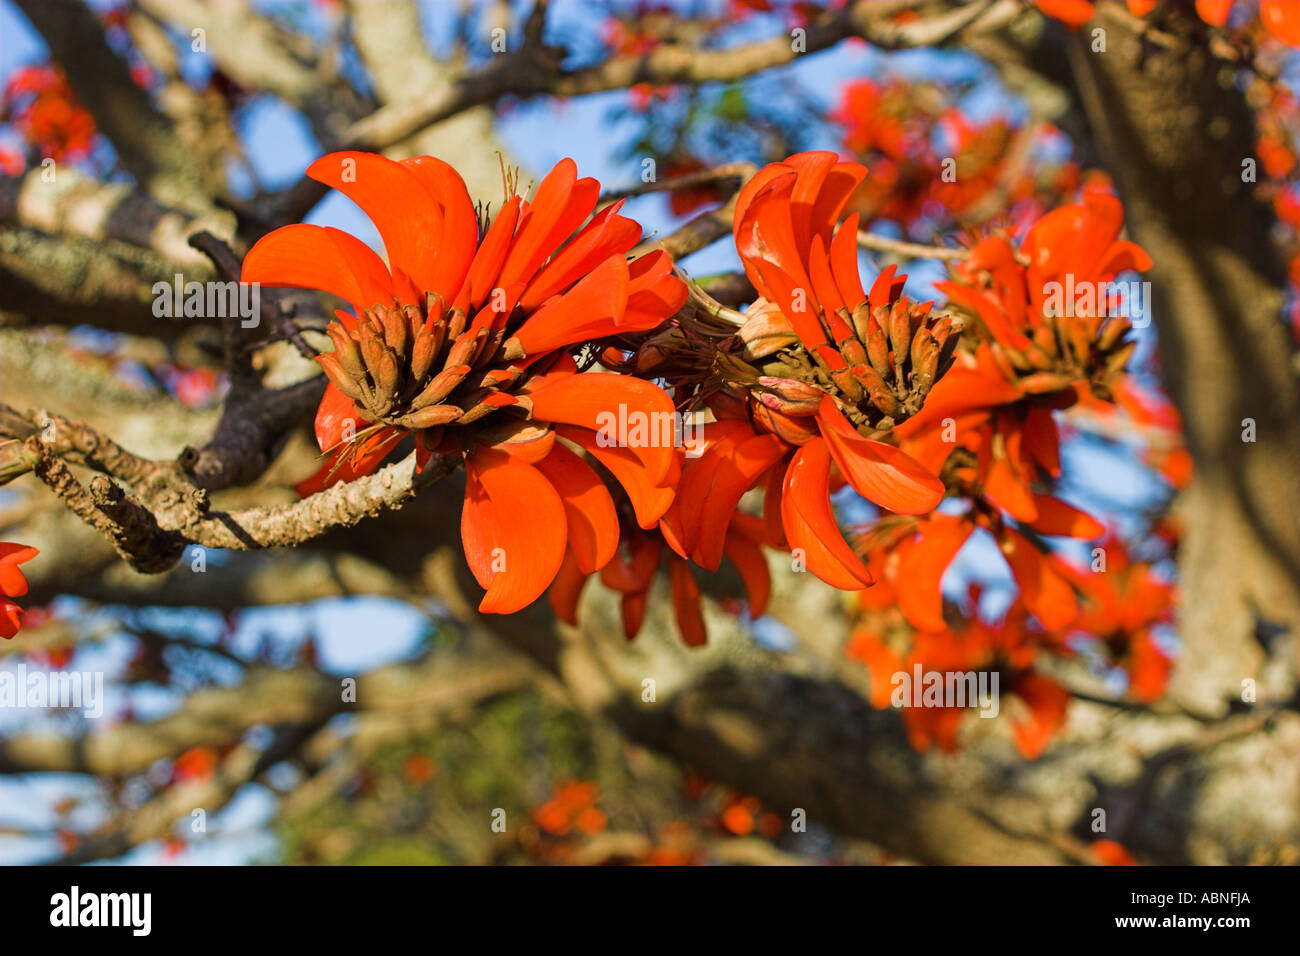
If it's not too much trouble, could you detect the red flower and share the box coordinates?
[0,542,39,639]
[549,508,772,648]
[1064,534,1176,700]
[674,152,951,591]
[848,601,1071,759]
[1090,839,1137,865]
[895,188,1148,531]
[242,152,687,614]
[870,510,1086,634]
[0,64,97,162]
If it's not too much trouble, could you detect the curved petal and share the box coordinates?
[669,558,707,647]
[241,224,394,313]
[466,197,521,311]
[691,432,787,571]
[307,151,444,295]
[462,447,567,613]
[556,426,675,528]
[1,598,22,639]
[1028,494,1105,539]
[1009,673,1070,760]
[548,550,589,626]
[510,254,629,357]
[528,373,677,485]
[534,443,620,574]
[294,425,404,497]
[400,155,480,301]
[314,382,361,451]
[999,528,1079,631]
[896,515,974,632]
[519,200,643,308]
[781,439,873,590]
[0,544,38,598]
[816,397,945,514]
[724,515,771,617]
[600,533,662,593]
[499,161,600,291]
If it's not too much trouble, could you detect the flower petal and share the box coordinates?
[896,515,973,632]
[816,397,945,514]
[528,373,677,485]
[241,224,394,313]
[462,447,567,613]
[534,443,620,575]
[781,439,873,590]
[307,151,445,296]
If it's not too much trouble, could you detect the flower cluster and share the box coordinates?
[246,146,1159,723]
[244,152,686,614]
[0,64,97,165]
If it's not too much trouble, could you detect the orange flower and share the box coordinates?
[848,603,1071,759]
[1090,839,1137,865]
[0,542,38,639]
[0,65,97,162]
[549,509,772,647]
[895,188,1147,531]
[1064,534,1176,700]
[669,152,953,591]
[243,152,687,614]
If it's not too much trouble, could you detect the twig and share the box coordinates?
[856,229,970,262]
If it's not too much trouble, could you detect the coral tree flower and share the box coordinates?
[0,542,39,639]
[894,187,1150,530]
[0,64,97,163]
[242,152,687,614]
[678,152,952,591]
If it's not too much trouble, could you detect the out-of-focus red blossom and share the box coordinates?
[0,65,98,162]
[847,596,1071,759]
[242,151,686,615]
[532,779,607,837]
[163,836,187,861]
[858,510,1088,634]
[26,645,74,670]
[1039,0,1300,46]
[171,746,220,784]
[847,523,1176,759]
[0,144,24,175]
[1090,839,1137,865]
[834,79,1075,231]
[162,365,223,409]
[1064,534,1176,701]
[401,754,436,784]
[661,158,726,217]
[719,795,761,835]
[0,543,39,639]
[1079,377,1193,489]
[601,7,676,110]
